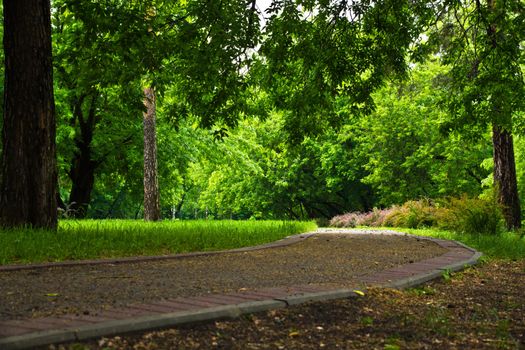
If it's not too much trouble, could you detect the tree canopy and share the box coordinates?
[0,0,523,228]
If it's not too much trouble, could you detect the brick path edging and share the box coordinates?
[0,229,482,350]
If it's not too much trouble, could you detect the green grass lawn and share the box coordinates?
[0,220,317,265]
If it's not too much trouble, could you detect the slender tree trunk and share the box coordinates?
[143,86,161,221]
[173,192,186,219]
[492,124,521,230]
[0,0,57,229]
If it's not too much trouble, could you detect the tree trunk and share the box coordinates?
[68,147,96,217]
[492,124,521,230]
[143,86,161,221]
[0,0,57,229]
[67,96,97,217]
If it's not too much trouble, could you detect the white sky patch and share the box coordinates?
[256,0,273,17]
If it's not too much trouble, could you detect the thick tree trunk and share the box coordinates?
[0,0,57,229]
[143,87,161,221]
[492,124,521,230]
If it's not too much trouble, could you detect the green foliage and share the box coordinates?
[351,61,492,206]
[3,0,521,224]
[408,286,437,297]
[383,199,439,229]
[436,195,504,235]
[441,269,452,283]
[385,196,503,235]
[332,195,504,235]
[260,0,434,140]
[360,316,374,326]
[181,114,372,220]
[0,220,317,265]
[430,0,525,132]
[182,60,499,221]
[51,0,262,217]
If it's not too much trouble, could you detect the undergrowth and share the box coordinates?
[330,195,504,235]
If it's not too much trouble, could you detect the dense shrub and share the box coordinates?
[329,213,357,228]
[435,195,503,235]
[330,208,393,228]
[383,199,439,228]
[331,195,504,235]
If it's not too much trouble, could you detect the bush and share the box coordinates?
[331,195,504,235]
[383,199,439,229]
[314,217,331,227]
[329,213,357,228]
[436,195,503,235]
[330,208,393,228]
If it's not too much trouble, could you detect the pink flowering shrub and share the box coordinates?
[330,208,393,227]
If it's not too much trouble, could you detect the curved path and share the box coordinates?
[0,229,481,350]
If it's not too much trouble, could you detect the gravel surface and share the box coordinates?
[0,233,446,320]
[73,260,524,350]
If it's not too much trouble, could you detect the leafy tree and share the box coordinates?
[258,0,434,141]
[53,1,146,216]
[430,0,524,229]
[184,113,373,220]
[52,0,260,217]
[353,61,492,206]
[0,0,57,229]
[171,0,439,220]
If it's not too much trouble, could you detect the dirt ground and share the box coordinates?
[1,234,443,320]
[55,259,525,350]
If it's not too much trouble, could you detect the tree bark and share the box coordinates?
[68,148,96,217]
[492,124,521,230]
[485,0,521,231]
[0,0,58,229]
[143,86,161,221]
[67,95,97,217]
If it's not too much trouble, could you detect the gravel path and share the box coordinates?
[0,233,446,321]
[83,260,524,350]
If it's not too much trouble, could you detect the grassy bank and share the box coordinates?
[0,220,317,265]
